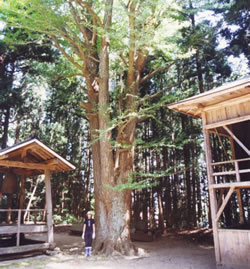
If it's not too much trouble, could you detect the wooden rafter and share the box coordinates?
[0,160,56,170]
[0,154,8,160]
[21,144,37,159]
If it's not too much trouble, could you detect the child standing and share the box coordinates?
[82,211,95,257]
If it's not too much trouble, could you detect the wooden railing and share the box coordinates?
[0,209,47,247]
[211,157,250,184]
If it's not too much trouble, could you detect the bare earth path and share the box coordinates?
[0,229,216,269]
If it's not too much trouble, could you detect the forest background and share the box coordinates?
[0,0,249,255]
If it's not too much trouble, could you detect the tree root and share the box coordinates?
[94,238,138,257]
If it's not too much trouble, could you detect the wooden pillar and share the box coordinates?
[236,189,245,224]
[44,170,54,247]
[7,194,12,223]
[229,136,236,160]
[19,175,25,224]
[202,113,221,263]
[16,209,21,246]
[230,133,245,224]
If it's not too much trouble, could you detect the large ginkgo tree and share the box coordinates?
[1,0,189,255]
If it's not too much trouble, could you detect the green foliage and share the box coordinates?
[53,213,80,224]
[105,174,159,192]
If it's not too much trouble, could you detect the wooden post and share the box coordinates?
[236,189,245,224]
[217,189,224,208]
[235,161,240,182]
[230,133,244,224]
[7,194,12,223]
[229,136,236,160]
[19,175,25,224]
[16,209,21,246]
[202,113,221,263]
[44,170,54,247]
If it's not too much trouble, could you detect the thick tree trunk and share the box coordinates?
[2,107,10,149]
[162,146,171,228]
[15,118,21,144]
[89,0,139,255]
[157,188,165,232]
[82,0,147,256]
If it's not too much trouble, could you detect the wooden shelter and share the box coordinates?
[0,138,75,255]
[167,76,250,269]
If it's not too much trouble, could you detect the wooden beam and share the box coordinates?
[204,115,250,130]
[5,143,36,159]
[0,168,43,176]
[0,209,46,212]
[235,161,240,182]
[45,171,54,246]
[216,186,235,222]
[217,189,224,209]
[21,149,28,159]
[0,154,8,160]
[31,147,50,159]
[211,157,250,166]
[223,125,250,156]
[16,210,21,246]
[13,168,40,176]
[42,159,60,166]
[0,243,50,255]
[236,189,245,224]
[210,181,250,189]
[229,136,236,160]
[0,224,47,234]
[19,175,25,209]
[0,160,55,170]
[212,169,250,176]
[202,112,221,263]
[208,129,230,138]
[19,175,25,225]
[203,93,250,112]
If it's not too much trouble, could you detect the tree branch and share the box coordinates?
[51,35,83,71]
[127,1,136,89]
[80,85,88,94]
[140,63,174,84]
[69,1,90,44]
[74,0,103,28]
[120,53,128,67]
[81,102,94,113]
[91,18,98,46]
[53,73,82,83]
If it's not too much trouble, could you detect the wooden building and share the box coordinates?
[167,76,250,269]
[0,138,75,255]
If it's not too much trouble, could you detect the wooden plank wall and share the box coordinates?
[218,229,250,266]
[205,99,250,126]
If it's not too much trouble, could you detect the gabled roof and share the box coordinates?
[0,138,75,176]
[167,76,250,118]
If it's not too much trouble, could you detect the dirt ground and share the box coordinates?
[0,228,216,269]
